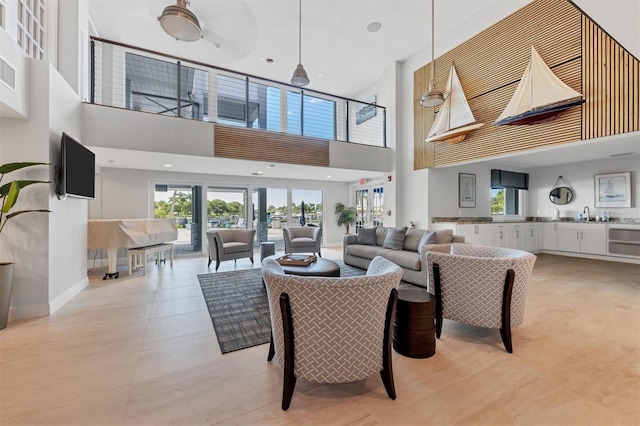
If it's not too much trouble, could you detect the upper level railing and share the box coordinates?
[90,37,386,147]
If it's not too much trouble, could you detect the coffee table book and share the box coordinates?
[276,254,317,266]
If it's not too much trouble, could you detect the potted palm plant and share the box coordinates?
[335,202,356,234]
[0,162,50,330]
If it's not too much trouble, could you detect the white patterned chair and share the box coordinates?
[426,243,536,353]
[262,256,403,410]
[205,229,256,271]
[282,226,322,257]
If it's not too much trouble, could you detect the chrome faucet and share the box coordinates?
[583,206,590,222]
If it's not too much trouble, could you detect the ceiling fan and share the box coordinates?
[155,0,258,63]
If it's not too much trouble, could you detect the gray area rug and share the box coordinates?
[197,260,368,354]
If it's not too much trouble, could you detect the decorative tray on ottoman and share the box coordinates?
[276,254,317,266]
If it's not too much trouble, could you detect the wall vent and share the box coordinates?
[0,57,16,90]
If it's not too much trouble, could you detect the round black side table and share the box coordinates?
[393,287,436,358]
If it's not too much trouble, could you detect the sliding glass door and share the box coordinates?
[153,183,203,254]
[206,187,248,230]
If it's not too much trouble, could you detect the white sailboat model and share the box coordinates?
[426,64,484,144]
[494,46,585,126]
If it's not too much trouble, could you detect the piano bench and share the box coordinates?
[127,243,174,276]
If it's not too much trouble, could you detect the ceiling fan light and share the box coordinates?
[291,63,310,86]
[421,0,444,108]
[158,3,203,42]
[291,0,310,87]
[420,86,444,107]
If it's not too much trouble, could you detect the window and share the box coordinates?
[491,188,522,216]
[125,54,208,119]
[287,91,336,139]
[17,0,45,59]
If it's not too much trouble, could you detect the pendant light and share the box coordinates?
[291,0,310,86]
[158,0,203,42]
[420,0,444,107]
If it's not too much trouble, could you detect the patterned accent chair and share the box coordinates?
[426,243,537,353]
[205,229,256,271]
[262,256,403,410]
[282,226,322,257]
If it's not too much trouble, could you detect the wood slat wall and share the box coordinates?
[214,124,330,167]
[582,16,640,139]
[414,0,638,169]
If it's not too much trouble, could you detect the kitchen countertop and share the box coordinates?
[432,217,640,225]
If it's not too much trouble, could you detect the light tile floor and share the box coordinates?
[1,249,639,425]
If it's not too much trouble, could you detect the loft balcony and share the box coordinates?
[87,38,392,176]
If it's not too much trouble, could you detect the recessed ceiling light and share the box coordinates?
[163,163,173,167]
[266,164,276,168]
[252,171,264,176]
[259,56,266,61]
[317,73,325,77]
[326,175,332,178]
[367,22,382,33]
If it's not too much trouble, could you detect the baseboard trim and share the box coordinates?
[539,250,640,264]
[49,277,89,314]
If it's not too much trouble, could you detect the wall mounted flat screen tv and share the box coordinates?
[61,133,95,199]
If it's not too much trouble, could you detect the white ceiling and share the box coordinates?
[86,0,640,179]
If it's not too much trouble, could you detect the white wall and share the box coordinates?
[351,62,399,227]
[426,162,530,222]
[528,155,640,221]
[47,64,88,306]
[94,167,350,248]
[82,104,215,158]
[0,61,51,319]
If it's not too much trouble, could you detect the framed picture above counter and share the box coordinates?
[459,173,476,208]
[595,172,631,208]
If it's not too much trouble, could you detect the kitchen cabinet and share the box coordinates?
[557,223,606,255]
[543,223,558,250]
[608,225,640,258]
[457,224,492,246]
[491,223,538,251]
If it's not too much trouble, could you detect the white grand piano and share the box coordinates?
[88,219,178,279]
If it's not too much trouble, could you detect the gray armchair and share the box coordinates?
[426,244,536,353]
[282,226,322,257]
[206,229,256,271]
[262,256,403,410]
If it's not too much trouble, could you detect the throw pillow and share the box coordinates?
[383,227,408,250]
[435,229,454,244]
[403,228,425,251]
[376,227,388,246]
[356,227,377,245]
[417,231,437,252]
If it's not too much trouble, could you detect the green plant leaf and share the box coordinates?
[2,182,19,213]
[7,209,51,220]
[0,180,50,198]
[5,209,51,219]
[0,162,50,175]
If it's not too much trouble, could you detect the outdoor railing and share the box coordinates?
[90,37,386,147]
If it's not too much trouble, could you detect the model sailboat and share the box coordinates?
[494,46,585,126]
[425,64,484,144]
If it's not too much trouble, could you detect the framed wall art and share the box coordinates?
[459,173,476,208]
[594,172,631,208]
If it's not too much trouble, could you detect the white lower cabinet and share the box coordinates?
[557,223,606,255]
[543,223,558,250]
[457,224,492,246]
[490,223,538,251]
